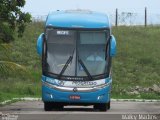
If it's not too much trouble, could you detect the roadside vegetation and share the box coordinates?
[0,22,160,103]
[112,26,160,99]
[0,22,43,102]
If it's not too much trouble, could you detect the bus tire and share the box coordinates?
[94,102,110,111]
[107,101,110,110]
[52,103,64,110]
[44,102,52,111]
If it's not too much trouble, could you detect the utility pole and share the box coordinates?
[115,8,118,27]
[145,7,147,27]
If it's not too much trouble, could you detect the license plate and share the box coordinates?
[69,95,80,100]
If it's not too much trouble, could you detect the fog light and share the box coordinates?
[97,94,104,100]
[50,94,53,99]
[46,92,53,99]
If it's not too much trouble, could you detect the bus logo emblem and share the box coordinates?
[73,87,78,92]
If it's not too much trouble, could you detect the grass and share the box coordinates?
[0,22,43,103]
[0,23,160,103]
[112,26,160,99]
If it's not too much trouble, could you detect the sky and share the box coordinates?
[23,0,160,16]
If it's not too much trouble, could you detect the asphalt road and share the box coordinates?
[0,101,160,120]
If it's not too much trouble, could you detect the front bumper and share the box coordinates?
[42,81,111,104]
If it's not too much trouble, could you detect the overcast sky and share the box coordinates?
[23,0,160,16]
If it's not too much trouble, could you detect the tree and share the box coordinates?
[0,0,31,78]
[0,0,31,43]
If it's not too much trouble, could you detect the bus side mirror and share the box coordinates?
[37,33,44,56]
[110,35,116,57]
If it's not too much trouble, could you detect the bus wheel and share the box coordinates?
[52,103,64,110]
[44,102,52,111]
[107,101,110,110]
[94,103,109,111]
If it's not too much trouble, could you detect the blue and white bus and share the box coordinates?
[37,10,116,111]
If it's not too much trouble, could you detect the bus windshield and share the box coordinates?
[45,28,110,80]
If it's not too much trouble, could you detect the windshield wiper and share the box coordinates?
[58,49,75,79]
[78,58,93,80]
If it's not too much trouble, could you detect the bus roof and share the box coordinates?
[46,10,111,29]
